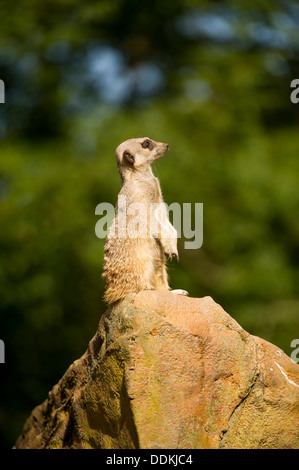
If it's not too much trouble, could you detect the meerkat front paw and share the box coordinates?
[163,241,179,261]
[171,289,189,296]
[165,249,179,261]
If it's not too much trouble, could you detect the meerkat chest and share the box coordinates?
[126,178,163,205]
[148,177,163,204]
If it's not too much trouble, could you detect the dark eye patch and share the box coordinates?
[142,140,154,150]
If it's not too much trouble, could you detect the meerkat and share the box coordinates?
[102,137,188,304]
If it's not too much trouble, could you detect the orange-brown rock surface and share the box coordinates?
[15,291,299,449]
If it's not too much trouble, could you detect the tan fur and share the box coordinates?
[102,137,186,304]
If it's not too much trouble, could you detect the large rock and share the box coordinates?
[15,291,299,449]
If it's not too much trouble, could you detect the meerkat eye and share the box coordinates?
[142,140,151,149]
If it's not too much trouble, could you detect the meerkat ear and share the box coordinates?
[123,151,135,165]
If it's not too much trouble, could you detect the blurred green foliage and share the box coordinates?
[1,0,299,448]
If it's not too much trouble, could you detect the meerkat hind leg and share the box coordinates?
[171,289,189,296]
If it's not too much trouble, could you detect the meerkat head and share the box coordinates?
[115,137,168,176]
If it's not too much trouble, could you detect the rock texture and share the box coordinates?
[15,291,299,449]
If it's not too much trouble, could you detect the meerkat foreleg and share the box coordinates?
[151,203,178,260]
[151,203,188,296]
